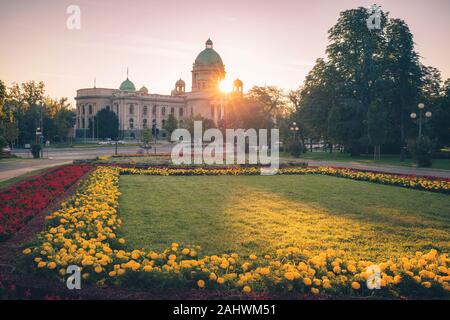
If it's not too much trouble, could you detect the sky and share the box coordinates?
[1,0,449,106]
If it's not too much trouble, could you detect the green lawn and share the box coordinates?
[281,151,450,170]
[118,175,450,261]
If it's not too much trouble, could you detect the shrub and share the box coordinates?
[31,144,42,158]
[411,137,434,167]
[288,140,303,158]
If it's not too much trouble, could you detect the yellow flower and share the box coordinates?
[284,272,295,281]
[217,277,225,284]
[143,265,153,272]
[243,286,252,293]
[209,273,217,281]
[95,266,103,273]
[311,287,320,294]
[37,261,46,268]
[197,280,205,288]
[182,248,190,255]
[351,282,361,290]
[303,277,312,286]
[22,248,32,255]
[47,262,57,270]
[109,271,117,277]
[118,238,125,244]
[249,254,257,260]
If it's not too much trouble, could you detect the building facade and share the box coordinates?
[75,39,244,140]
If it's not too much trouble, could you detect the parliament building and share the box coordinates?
[75,39,244,139]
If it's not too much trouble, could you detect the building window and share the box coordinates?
[179,108,184,117]
[88,105,93,115]
[211,105,215,118]
[143,106,148,115]
[152,105,157,116]
[129,118,134,129]
[162,106,166,116]
[143,118,147,128]
[82,118,85,128]
[190,107,193,116]
[106,105,110,111]
[162,119,166,127]
[82,105,85,115]
[129,104,134,114]
[171,107,175,115]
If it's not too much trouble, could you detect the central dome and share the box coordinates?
[194,39,224,68]
[119,78,136,92]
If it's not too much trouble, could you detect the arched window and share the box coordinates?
[143,118,147,128]
[88,105,93,115]
[162,106,166,116]
[82,105,85,115]
[179,108,184,117]
[129,104,134,114]
[152,105,157,116]
[129,118,134,129]
[143,106,148,115]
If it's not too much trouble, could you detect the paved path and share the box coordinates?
[292,159,450,179]
[0,159,72,182]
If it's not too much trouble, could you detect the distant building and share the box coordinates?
[75,39,244,140]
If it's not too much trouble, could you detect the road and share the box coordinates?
[0,145,172,182]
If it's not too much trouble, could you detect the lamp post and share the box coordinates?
[290,122,299,141]
[410,103,432,139]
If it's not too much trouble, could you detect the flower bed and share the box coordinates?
[22,166,450,298]
[0,164,92,241]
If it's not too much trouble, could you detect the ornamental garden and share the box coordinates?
[1,155,450,299]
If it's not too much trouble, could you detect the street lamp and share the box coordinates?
[290,122,300,141]
[410,103,432,138]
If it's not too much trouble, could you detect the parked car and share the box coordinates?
[2,146,11,155]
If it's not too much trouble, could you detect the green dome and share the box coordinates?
[194,39,224,68]
[119,78,136,91]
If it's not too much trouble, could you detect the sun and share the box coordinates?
[219,78,233,93]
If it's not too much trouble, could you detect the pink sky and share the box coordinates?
[1,0,449,105]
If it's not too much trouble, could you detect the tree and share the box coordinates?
[247,86,291,119]
[328,98,365,156]
[55,108,75,142]
[183,115,215,137]
[0,80,6,119]
[96,109,119,139]
[163,113,178,139]
[141,128,152,154]
[384,18,422,155]
[367,99,387,159]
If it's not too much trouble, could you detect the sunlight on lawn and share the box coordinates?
[118,175,450,261]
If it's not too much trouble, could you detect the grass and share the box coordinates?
[281,151,450,170]
[118,175,450,261]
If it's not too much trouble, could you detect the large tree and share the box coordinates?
[163,113,178,139]
[96,109,119,139]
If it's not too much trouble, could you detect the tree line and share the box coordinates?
[0,80,75,147]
